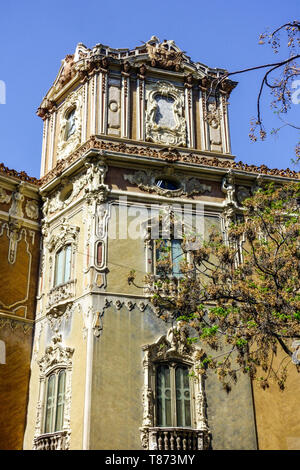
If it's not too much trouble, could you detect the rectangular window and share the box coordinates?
[156,364,191,427]
[54,245,72,286]
[155,239,184,278]
[44,370,66,434]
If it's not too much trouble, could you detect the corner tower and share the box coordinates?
[24,37,297,451]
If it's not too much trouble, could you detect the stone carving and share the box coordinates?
[25,199,39,219]
[9,185,25,220]
[57,89,83,160]
[38,333,74,373]
[145,81,186,147]
[47,280,76,310]
[85,156,107,192]
[146,37,184,71]
[206,101,222,150]
[222,169,237,207]
[124,168,211,198]
[0,162,40,185]
[0,187,11,204]
[46,220,80,253]
[107,81,121,135]
[40,137,299,188]
[57,55,76,91]
[236,186,251,205]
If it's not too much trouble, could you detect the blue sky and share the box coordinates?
[0,0,299,178]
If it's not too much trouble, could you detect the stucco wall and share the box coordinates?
[90,305,257,450]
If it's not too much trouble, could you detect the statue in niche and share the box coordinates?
[207,102,222,150]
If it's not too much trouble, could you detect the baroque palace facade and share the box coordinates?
[1,37,300,450]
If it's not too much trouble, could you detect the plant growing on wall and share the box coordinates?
[128,182,300,391]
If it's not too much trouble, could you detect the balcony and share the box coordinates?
[141,427,211,450]
[46,280,76,310]
[33,431,69,450]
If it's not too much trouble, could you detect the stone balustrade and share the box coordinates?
[145,427,210,450]
[33,430,69,450]
[47,280,76,309]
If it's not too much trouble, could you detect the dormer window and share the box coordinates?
[65,108,76,141]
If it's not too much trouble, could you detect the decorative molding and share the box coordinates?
[145,81,186,147]
[0,316,33,335]
[140,322,210,450]
[206,100,222,152]
[0,187,11,204]
[25,199,39,219]
[57,89,83,160]
[45,220,80,252]
[34,333,74,448]
[0,224,33,314]
[146,37,184,71]
[0,163,40,186]
[38,333,74,374]
[40,137,299,189]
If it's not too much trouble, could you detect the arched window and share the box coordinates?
[44,369,66,434]
[65,108,76,141]
[54,244,72,287]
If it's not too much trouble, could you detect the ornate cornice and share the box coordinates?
[39,136,299,188]
[37,36,237,114]
[0,163,40,186]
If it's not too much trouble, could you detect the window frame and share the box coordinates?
[43,368,67,434]
[53,244,72,288]
[153,237,185,278]
[154,361,193,428]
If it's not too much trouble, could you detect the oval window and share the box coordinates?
[155,179,180,191]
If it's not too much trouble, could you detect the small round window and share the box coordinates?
[155,179,181,191]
